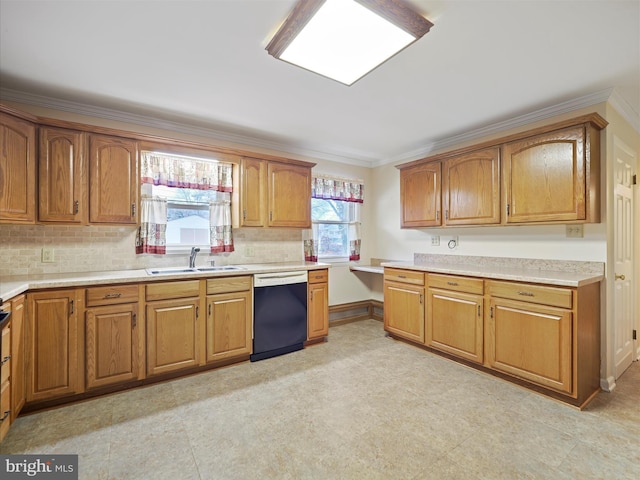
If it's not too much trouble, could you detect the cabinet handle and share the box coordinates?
[517,291,535,297]
[104,293,122,299]
[131,203,136,216]
[507,204,510,216]
[1,355,10,366]
[420,294,423,305]
[398,275,406,279]
[310,291,314,301]
[209,304,212,316]
[196,306,199,319]
[269,211,273,221]
[478,305,481,317]
[447,281,458,286]
[0,410,10,422]
[615,274,626,281]
[73,200,79,214]
[445,209,449,220]
[436,210,440,221]
[132,313,137,328]
[490,306,494,318]
[69,300,74,315]
[243,209,247,221]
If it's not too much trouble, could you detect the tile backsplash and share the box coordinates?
[0,224,304,276]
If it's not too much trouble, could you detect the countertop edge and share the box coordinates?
[380,262,604,287]
[0,263,330,303]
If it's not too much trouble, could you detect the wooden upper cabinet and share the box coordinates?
[89,134,138,224]
[268,162,311,228]
[443,147,500,225]
[38,127,86,223]
[240,157,266,227]
[400,161,441,227]
[503,120,603,224]
[0,112,36,224]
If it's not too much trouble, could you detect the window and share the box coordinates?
[311,198,360,259]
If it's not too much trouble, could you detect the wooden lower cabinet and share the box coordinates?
[488,297,572,394]
[85,303,140,389]
[146,298,200,376]
[206,291,252,362]
[1,317,10,441]
[308,269,329,340]
[10,295,26,420]
[27,290,83,403]
[427,289,483,364]
[384,269,425,343]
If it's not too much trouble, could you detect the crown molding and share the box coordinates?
[0,87,377,167]
[607,87,640,133]
[382,88,617,167]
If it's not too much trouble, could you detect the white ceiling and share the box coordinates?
[1,0,639,166]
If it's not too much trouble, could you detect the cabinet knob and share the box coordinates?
[615,274,626,281]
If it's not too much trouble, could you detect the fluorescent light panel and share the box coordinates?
[267,0,433,85]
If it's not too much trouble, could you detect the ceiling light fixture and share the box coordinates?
[266,0,433,86]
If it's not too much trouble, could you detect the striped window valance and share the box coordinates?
[141,151,233,192]
[311,175,364,203]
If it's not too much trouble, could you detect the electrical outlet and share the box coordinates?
[245,246,255,257]
[566,225,584,238]
[431,235,440,246]
[41,247,55,263]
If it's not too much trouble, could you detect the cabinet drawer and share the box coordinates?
[1,325,9,385]
[206,276,252,295]
[308,269,328,284]
[86,284,139,306]
[487,280,572,309]
[384,268,425,286]
[428,274,483,295]
[146,280,200,302]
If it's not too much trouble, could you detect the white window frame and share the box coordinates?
[311,199,360,263]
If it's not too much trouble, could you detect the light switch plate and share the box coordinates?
[566,225,584,238]
[431,235,440,246]
[41,247,55,263]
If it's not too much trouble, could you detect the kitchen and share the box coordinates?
[1,0,639,478]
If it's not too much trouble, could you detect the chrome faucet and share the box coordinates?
[189,247,200,268]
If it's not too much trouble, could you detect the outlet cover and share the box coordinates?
[566,225,584,238]
[431,235,440,246]
[41,247,55,263]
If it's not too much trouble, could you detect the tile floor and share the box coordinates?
[1,319,639,479]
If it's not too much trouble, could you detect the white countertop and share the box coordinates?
[381,261,603,287]
[0,262,330,303]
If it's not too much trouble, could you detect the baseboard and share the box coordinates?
[329,300,383,326]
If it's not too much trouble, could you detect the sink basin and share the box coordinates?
[196,266,245,272]
[146,265,245,275]
[146,267,198,275]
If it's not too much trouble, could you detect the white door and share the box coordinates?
[613,135,637,378]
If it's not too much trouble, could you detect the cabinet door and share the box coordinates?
[488,297,572,394]
[308,282,329,340]
[0,112,36,224]
[400,162,441,227]
[39,127,86,223]
[89,134,138,224]
[268,162,311,227]
[146,299,199,376]
[240,157,266,227]
[443,148,500,225]
[85,303,139,389]
[27,291,82,402]
[10,295,26,420]
[427,288,483,363]
[206,291,252,362]
[384,281,425,343]
[503,126,586,223]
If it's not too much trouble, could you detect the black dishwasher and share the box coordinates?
[251,271,308,362]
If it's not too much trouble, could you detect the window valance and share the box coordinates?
[311,175,363,203]
[141,151,233,191]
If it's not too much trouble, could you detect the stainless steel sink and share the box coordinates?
[146,265,245,275]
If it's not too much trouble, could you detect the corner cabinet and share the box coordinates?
[27,290,83,403]
[89,134,138,224]
[383,268,425,343]
[0,111,37,224]
[205,276,253,362]
[308,269,329,340]
[239,157,313,228]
